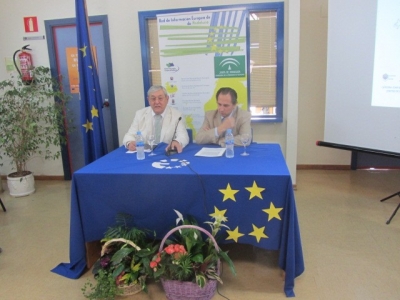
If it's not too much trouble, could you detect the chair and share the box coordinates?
[0,197,5,212]
[380,191,400,224]
[186,128,193,143]
[0,176,5,212]
[0,180,5,254]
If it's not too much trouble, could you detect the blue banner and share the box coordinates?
[75,0,108,164]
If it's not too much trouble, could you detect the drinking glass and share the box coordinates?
[147,134,156,156]
[240,133,251,156]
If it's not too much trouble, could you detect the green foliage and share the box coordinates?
[150,211,236,289]
[102,213,154,244]
[82,269,123,300]
[0,66,70,176]
[83,214,158,299]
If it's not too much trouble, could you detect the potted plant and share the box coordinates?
[0,66,69,197]
[149,210,236,300]
[82,214,158,300]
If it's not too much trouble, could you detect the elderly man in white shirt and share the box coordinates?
[123,85,189,153]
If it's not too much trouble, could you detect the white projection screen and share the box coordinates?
[325,0,400,154]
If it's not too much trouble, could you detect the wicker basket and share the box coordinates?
[101,238,144,296]
[159,225,220,300]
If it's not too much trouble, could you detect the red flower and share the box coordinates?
[176,245,186,254]
[150,261,158,268]
[165,244,176,255]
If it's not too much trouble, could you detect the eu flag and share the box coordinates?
[75,0,108,164]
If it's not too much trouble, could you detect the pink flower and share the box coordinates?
[150,261,158,268]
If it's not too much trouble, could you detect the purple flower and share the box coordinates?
[100,256,111,268]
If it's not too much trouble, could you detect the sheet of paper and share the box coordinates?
[195,147,226,157]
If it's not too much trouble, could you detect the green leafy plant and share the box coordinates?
[82,214,158,299]
[81,269,122,300]
[149,210,236,288]
[0,66,70,177]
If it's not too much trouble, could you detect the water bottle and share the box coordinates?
[225,129,234,158]
[136,131,145,160]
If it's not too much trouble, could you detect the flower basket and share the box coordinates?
[117,282,143,297]
[101,238,144,296]
[159,225,220,300]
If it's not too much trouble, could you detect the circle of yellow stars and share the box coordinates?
[214,181,283,243]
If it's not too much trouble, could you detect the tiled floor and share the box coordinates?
[0,169,400,299]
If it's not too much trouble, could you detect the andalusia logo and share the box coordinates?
[214,56,245,78]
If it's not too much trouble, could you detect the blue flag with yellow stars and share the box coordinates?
[75,0,107,164]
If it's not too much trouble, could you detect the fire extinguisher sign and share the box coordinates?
[23,17,38,33]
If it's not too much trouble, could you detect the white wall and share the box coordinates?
[298,0,350,165]
[0,0,348,181]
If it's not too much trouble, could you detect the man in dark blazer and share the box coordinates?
[195,87,251,146]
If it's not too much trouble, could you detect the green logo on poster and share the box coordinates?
[214,56,246,78]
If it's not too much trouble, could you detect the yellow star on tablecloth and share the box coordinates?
[219,183,239,202]
[209,206,228,222]
[79,44,87,57]
[245,181,265,200]
[249,224,268,242]
[226,226,244,243]
[262,202,283,221]
[82,119,93,132]
[91,105,99,118]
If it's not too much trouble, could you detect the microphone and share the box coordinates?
[166,117,182,156]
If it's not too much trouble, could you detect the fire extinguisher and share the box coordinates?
[13,45,34,85]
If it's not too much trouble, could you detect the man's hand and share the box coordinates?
[127,141,137,151]
[218,116,235,135]
[166,140,183,153]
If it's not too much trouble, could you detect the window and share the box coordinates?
[138,2,284,122]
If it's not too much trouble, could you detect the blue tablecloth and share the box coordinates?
[52,143,304,297]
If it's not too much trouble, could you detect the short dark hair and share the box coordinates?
[216,87,237,105]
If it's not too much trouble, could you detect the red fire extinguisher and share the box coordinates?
[13,45,34,85]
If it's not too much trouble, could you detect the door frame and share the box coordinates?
[45,15,118,180]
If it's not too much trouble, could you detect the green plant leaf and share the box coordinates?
[195,274,206,288]
[219,250,236,276]
[112,264,125,278]
[191,253,204,263]
[131,262,141,273]
[111,247,134,264]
